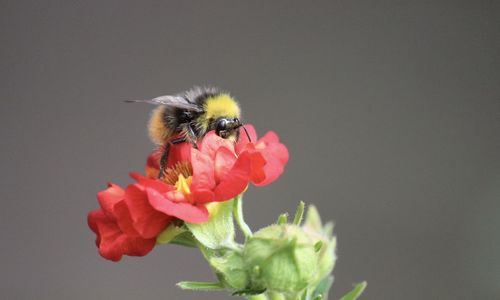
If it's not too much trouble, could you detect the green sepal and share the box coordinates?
[339,281,367,300]
[311,276,334,300]
[186,199,235,249]
[277,213,288,225]
[169,231,197,247]
[246,294,269,300]
[304,205,322,231]
[293,201,305,225]
[177,281,224,291]
[233,287,267,296]
[209,250,249,290]
[156,223,187,244]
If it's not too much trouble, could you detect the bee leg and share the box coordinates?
[158,127,197,179]
[170,137,186,144]
[158,137,188,179]
[158,143,170,179]
[186,124,199,149]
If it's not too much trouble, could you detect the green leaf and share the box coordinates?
[186,199,235,249]
[177,281,224,291]
[340,282,367,300]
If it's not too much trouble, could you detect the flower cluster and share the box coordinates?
[88,125,288,261]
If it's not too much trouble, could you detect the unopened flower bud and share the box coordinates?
[243,224,320,293]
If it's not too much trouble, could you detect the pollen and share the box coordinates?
[175,174,192,195]
[163,161,193,185]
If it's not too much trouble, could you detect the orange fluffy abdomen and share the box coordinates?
[148,106,172,145]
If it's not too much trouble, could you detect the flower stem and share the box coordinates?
[233,194,253,241]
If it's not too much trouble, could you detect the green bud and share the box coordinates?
[243,224,320,294]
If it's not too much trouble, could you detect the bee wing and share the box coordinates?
[126,95,203,112]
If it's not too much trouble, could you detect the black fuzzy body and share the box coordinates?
[161,87,222,139]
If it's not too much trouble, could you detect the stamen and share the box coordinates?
[163,161,193,185]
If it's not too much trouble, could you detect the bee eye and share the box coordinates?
[215,118,228,136]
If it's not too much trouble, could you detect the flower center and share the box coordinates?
[175,174,192,195]
[163,161,193,185]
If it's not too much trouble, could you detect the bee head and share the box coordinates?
[214,117,252,142]
[215,117,240,139]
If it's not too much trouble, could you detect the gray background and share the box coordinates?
[1,1,499,299]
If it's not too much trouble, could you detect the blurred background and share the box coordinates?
[1,1,499,299]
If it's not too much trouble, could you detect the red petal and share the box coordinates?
[264,142,289,165]
[199,132,235,159]
[97,183,125,215]
[253,153,285,186]
[118,236,156,258]
[214,151,252,201]
[167,142,192,168]
[146,148,162,169]
[92,214,124,261]
[191,189,215,204]
[113,201,140,237]
[147,188,209,223]
[190,148,216,190]
[87,209,103,236]
[214,146,237,182]
[258,131,280,144]
[88,206,156,262]
[130,172,173,194]
[124,184,171,239]
[88,209,127,262]
[248,151,267,184]
[257,131,289,164]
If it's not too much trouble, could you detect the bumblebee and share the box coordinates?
[127,87,250,178]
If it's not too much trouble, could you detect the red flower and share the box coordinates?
[87,184,158,261]
[135,134,257,223]
[139,125,289,224]
[89,124,289,261]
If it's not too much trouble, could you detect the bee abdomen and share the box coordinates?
[148,106,172,145]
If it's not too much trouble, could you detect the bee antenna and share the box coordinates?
[242,125,252,142]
